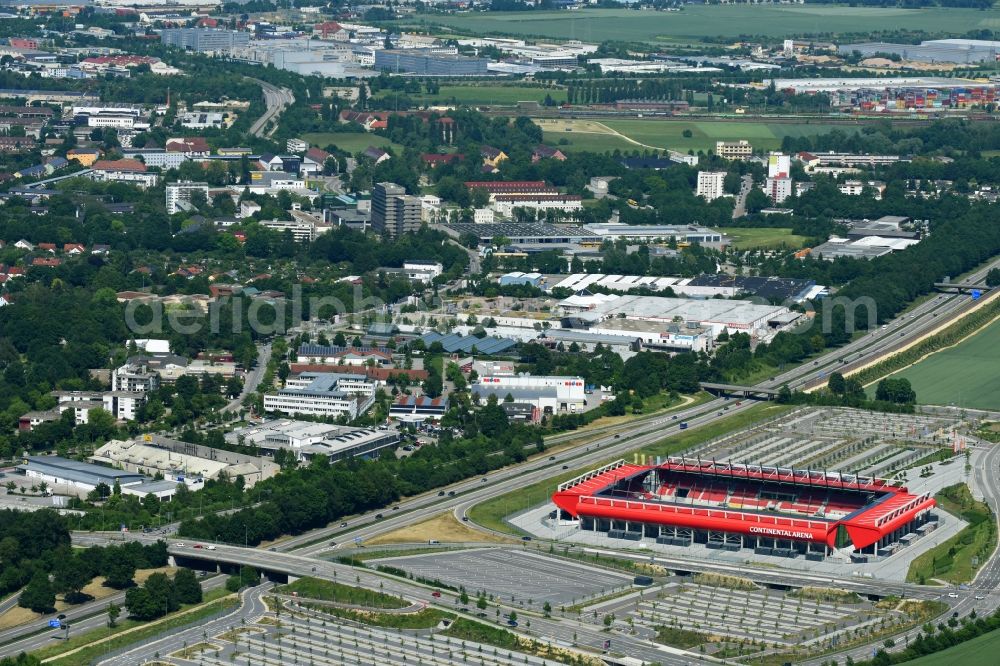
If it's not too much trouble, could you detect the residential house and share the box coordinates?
[532,145,567,162]
[32,257,62,267]
[63,243,85,255]
[421,153,462,168]
[362,146,390,165]
[301,147,331,176]
[14,240,34,251]
[481,145,507,168]
[66,148,101,166]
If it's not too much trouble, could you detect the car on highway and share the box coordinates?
[194,544,203,549]
[207,545,216,550]
[481,477,488,483]
[341,522,348,527]
[614,434,620,439]
[175,542,185,548]
[448,491,456,496]
[948,592,959,598]
[549,456,555,461]
[375,513,384,520]
[431,591,441,598]
[507,620,518,627]
[438,491,445,496]
[521,536,532,541]
[462,516,469,522]
[562,465,569,469]
[392,505,400,511]
[975,595,985,600]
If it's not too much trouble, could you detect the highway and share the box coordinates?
[4,259,996,663]
[248,79,294,139]
[270,256,1000,558]
[0,574,227,658]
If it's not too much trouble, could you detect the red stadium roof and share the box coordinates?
[553,458,934,551]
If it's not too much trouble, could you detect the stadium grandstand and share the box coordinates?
[552,458,936,560]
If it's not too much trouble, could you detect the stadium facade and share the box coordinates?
[553,458,936,559]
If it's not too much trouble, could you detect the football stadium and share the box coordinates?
[552,458,937,560]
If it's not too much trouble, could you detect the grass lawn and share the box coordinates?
[879,316,1000,410]
[398,6,1000,42]
[540,118,857,154]
[274,577,407,609]
[716,227,809,251]
[906,627,1000,666]
[906,484,997,585]
[304,605,453,629]
[302,132,402,155]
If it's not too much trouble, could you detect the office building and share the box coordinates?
[159,28,250,53]
[403,260,444,282]
[112,360,161,393]
[372,182,421,238]
[226,419,400,463]
[696,171,726,201]
[165,180,209,215]
[263,372,376,420]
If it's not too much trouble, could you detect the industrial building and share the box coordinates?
[559,294,797,340]
[18,455,145,495]
[471,374,586,414]
[582,223,727,246]
[226,419,400,463]
[403,260,443,282]
[418,331,517,355]
[374,49,489,75]
[553,458,936,558]
[159,28,250,53]
[499,271,544,288]
[838,38,1000,64]
[441,222,600,247]
[92,437,273,488]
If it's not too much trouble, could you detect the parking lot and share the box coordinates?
[372,548,632,606]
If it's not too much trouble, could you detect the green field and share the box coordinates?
[906,627,1000,666]
[542,118,856,154]
[716,227,809,251]
[400,6,1000,42]
[404,84,566,106]
[302,132,402,155]
[879,316,1000,410]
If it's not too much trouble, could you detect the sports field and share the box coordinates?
[905,627,1000,666]
[539,118,854,153]
[400,6,1000,42]
[878,316,1000,410]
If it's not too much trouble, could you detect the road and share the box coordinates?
[222,341,271,414]
[17,257,998,664]
[248,79,294,139]
[96,582,270,666]
[731,173,753,219]
[0,575,226,658]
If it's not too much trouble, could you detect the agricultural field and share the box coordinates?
[302,132,402,155]
[716,227,809,251]
[539,118,856,154]
[877,317,1000,410]
[399,6,1000,42]
[404,84,566,106]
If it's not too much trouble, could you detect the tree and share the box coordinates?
[20,572,55,614]
[827,372,846,395]
[543,601,552,617]
[875,378,916,404]
[333,332,347,347]
[54,556,91,603]
[459,589,469,605]
[477,594,487,611]
[104,553,137,590]
[107,602,121,628]
[173,568,202,605]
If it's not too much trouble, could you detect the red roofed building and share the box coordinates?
[389,395,449,422]
[314,21,349,40]
[166,137,210,156]
[32,257,62,267]
[421,153,463,168]
[464,180,559,200]
[553,458,936,557]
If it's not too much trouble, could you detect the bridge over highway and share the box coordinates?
[699,382,779,398]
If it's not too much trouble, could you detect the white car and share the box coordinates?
[975,595,985,600]
[175,542,185,548]
[947,592,959,598]
[207,545,217,551]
